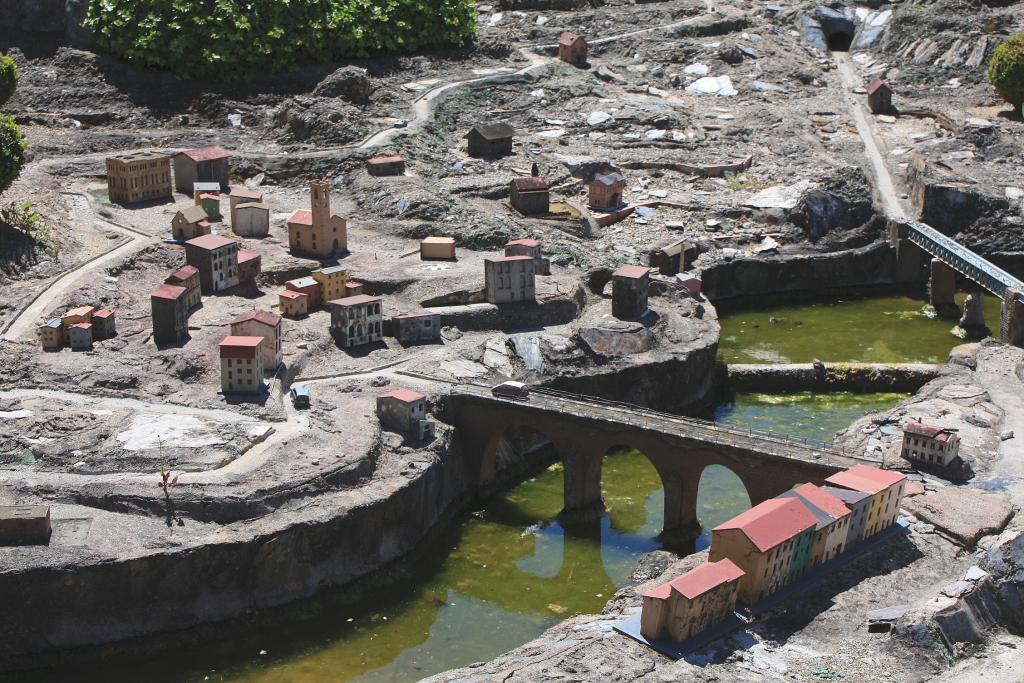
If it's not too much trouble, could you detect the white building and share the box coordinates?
[901,419,961,467]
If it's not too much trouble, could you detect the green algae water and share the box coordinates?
[719,293,1002,364]
[29,393,905,683]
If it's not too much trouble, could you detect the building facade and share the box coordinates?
[821,485,871,548]
[329,295,383,348]
[68,322,93,350]
[166,265,202,311]
[312,266,348,302]
[237,249,261,286]
[151,284,189,345]
[779,483,852,567]
[278,290,308,317]
[234,202,269,237]
[367,156,406,176]
[901,419,961,467]
[589,171,626,209]
[866,79,893,114]
[285,276,322,309]
[825,465,907,540]
[106,152,172,205]
[640,558,744,643]
[612,264,650,319]
[510,176,550,215]
[467,122,514,158]
[230,309,282,370]
[287,179,348,256]
[39,319,62,350]
[92,308,116,340]
[61,305,94,344]
[420,236,456,260]
[185,234,240,294]
[172,205,211,241]
[392,311,441,345]
[376,389,434,439]
[557,32,588,66]
[228,188,263,226]
[218,336,264,394]
[484,255,536,304]
[173,146,231,194]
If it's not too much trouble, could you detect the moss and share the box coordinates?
[988,32,1024,108]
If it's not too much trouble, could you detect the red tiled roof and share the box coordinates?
[614,264,650,279]
[511,177,549,191]
[329,294,382,307]
[185,234,236,251]
[792,483,851,521]
[229,188,262,200]
[904,419,955,442]
[219,335,262,359]
[368,155,404,165]
[825,465,907,496]
[486,255,534,263]
[643,558,744,601]
[507,238,541,248]
[152,284,186,301]
[380,389,426,404]
[237,249,260,264]
[713,497,817,553]
[199,193,219,201]
[866,78,892,95]
[168,265,199,281]
[63,305,94,318]
[231,309,281,328]
[279,290,306,299]
[345,281,363,289]
[288,209,313,226]
[558,31,583,46]
[70,322,92,330]
[176,145,231,163]
[93,309,114,319]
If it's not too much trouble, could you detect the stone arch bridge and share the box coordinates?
[447,385,872,540]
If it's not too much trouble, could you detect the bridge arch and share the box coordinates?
[479,422,563,494]
[694,463,752,542]
[599,444,665,538]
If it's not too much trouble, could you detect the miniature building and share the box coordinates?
[709,497,818,604]
[68,322,93,350]
[278,290,308,317]
[824,465,907,539]
[467,122,514,158]
[106,152,172,205]
[61,305,94,344]
[166,265,202,311]
[510,176,550,215]
[420,236,456,261]
[218,335,264,394]
[376,389,434,440]
[285,276,323,309]
[233,202,270,238]
[866,78,893,115]
[287,179,348,256]
[237,249,261,285]
[649,237,696,276]
[612,265,650,319]
[39,319,62,350]
[0,505,51,545]
[228,187,264,226]
[311,266,348,302]
[676,272,702,296]
[329,295,384,348]
[821,485,871,548]
[345,281,364,297]
[484,255,536,304]
[778,483,852,567]
[505,238,550,275]
[151,284,189,345]
[92,308,116,340]
[589,171,626,210]
[172,205,212,241]
[193,182,222,201]
[640,558,744,643]
[173,145,231,194]
[185,234,240,294]
[367,155,406,176]
[557,32,588,66]
[392,311,441,345]
[230,309,282,370]
[901,419,961,468]
[198,193,222,221]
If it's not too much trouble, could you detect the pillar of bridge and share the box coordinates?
[661,474,701,546]
[929,258,958,318]
[1001,288,1024,347]
[559,449,604,523]
[959,292,989,338]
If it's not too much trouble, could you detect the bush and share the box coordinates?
[85,0,478,79]
[988,32,1024,108]
[0,116,27,195]
[0,54,17,106]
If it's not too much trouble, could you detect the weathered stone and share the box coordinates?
[903,487,1014,547]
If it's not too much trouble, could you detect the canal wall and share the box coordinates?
[725,362,944,394]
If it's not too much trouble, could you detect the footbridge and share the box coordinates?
[895,221,1024,343]
[446,385,873,540]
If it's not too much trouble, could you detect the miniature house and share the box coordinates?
[228,187,264,226]
[557,32,588,66]
[185,234,240,294]
[376,389,434,440]
[0,505,51,545]
[198,193,222,221]
[392,311,441,345]
[68,322,93,350]
[510,176,550,215]
[420,236,456,261]
[173,145,231,194]
[231,309,282,370]
[484,255,536,304]
[901,419,960,468]
[92,308,116,340]
[329,295,384,348]
[151,284,189,345]
[287,179,348,256]
[285,276,323,309]
[589,171,626,210]
[505,238,550,275]
[777,483,852,566]
[61,305,94,344]
[278,290,308,317]
[233,203,269,237]
[612,264,650,319]
[675,272,702,296]
[312,266,348,302]
[640,558,744,643]
[866,79,893,115]
[237,249,261,286]
[367,155,406,176]
[467,122,514,158]
[166,265,202,311]
[648,237,696,276]
[172,205,211,241]
[38,319,62,350]
[824,465,906,540]
[106,152,172,205]
[345,281,364,297]
[218,336,265,394]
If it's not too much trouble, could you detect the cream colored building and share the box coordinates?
[287,180,348,256]
[106,152,172,205]
[778,483,852,567]
[484,255,535,304]
[825,465,907,540]
[901,419,961,467]
[640,558,744,643]
[230,310,282,370]
[218,336,264,394]
[420,236,456,260]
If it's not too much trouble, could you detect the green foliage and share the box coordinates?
[85,0,478,79]
[0,116,27,195]
[0,53,17,106]
[988,32,1024,108]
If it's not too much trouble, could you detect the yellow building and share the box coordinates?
[640,558,744,643]
[38,319,62,350]
[287,179,347,256]
[60,305,94,344]
[825,465,907,539]
[106,152,172,205]
[778,483,852,567]
[311,266,347,302]
[278,290,308,318]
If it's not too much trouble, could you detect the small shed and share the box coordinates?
[345,281,364,297]
[172,205,212,241]
[229,188,264,226]
[367,156,406,176]
[676,272,702,296]
[467,122,514,158]
[866,79,893,115]
[557,32,588,66]
[392,311,442,345]
[237,249,261,285]
[589,171,626,210]
[421,236,456,261]
[234,202,270,237]
[612,264,650,319]
[648,237,696,276]
[510,176,550,215]
[173,146,231,194]
[199,193,222,221]
[279,290,309,317]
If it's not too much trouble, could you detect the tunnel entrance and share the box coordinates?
[826,31,852,52]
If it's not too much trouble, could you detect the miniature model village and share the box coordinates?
[4,1,1024,682]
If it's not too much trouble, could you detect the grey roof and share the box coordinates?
[777,490,835,531]
[193,181,222,191]
[42,319,61,329]
[821,485,872,505]
[315,266,347,276]
[593,171,625,186]
[470,122,514,141]
[177,205,208,224]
